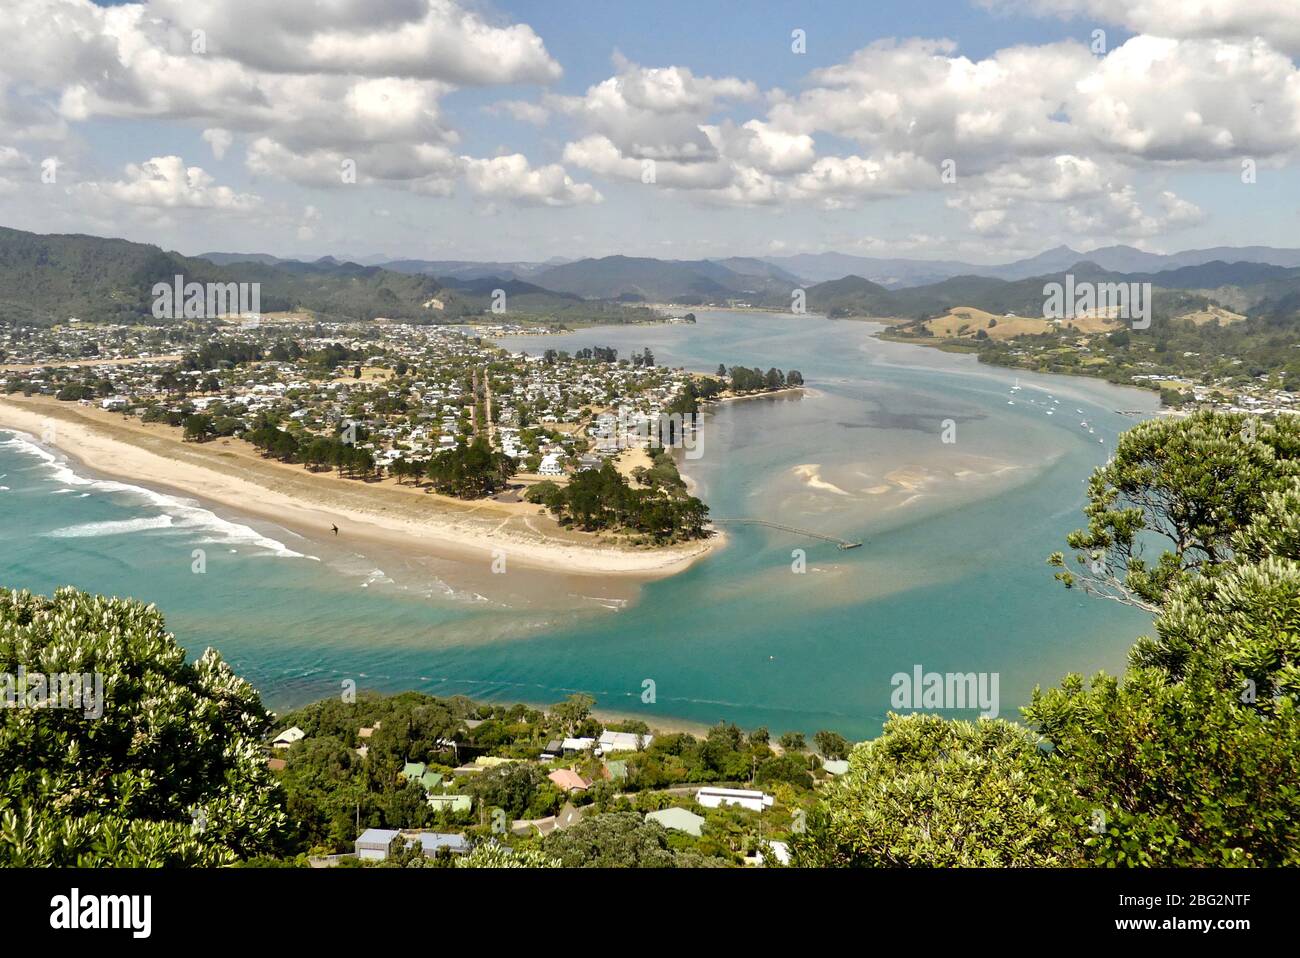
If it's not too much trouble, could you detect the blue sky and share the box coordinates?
[1,0,1296,263]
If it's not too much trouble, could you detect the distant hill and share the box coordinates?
[797,264,1222,321]
[530,255,793,302]
[0,227,451,325]
[762,244,1300,289]
[195,251,288,267]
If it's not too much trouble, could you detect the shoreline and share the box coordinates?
[0,395,724,580]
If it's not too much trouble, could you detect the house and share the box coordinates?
[419,770,444,791]
[354,827,400,861]
[538,453,564,476]
[541,738,565,760]
[760,840,791,866]
[598,730,651,754]
[266,757,286,772]
[647,807,706,837]
[822,759,849,776]
[272,726,305,749]
[400,761,427,784]
[695,787,774,812]
[414,832,472,857]
[427,793,473,814]
[561,737,595,755]
[547,768,591,793]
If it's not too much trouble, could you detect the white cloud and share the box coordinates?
[0,145,31,171]
[202,128,233,160]
[83,155,260,210]
[983,0,1300,57]
[792,153,937,207]
[149,0,562,84]
[462,154,602,207]
[551,56,758,163]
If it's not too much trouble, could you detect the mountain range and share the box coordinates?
[8,224,1300,328]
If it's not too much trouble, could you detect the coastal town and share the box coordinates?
[0,317,694,476]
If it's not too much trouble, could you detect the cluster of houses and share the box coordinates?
[268,719,802,866]
[4,317,703,483]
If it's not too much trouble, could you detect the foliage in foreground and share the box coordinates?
[0,587,288,866]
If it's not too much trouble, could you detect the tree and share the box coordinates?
[778,731,806,751]
[469,763,559,820]
[813,729,849,760]
[543,811,676,867]
[0,587,289,866]
[551,693,595,736]
[183,413,214,442]
[791,714,1079,867]
[1049,411,1300,611]
[455,841,559,868]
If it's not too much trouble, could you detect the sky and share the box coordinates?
[2,0,1300,264]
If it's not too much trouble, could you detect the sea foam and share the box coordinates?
[1,430,316,559]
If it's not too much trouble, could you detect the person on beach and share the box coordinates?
[331,524,339,536]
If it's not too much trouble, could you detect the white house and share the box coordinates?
[598,730,652,754]
[695,787,774,812]
[538,453,564,477]
[272,726,305,749]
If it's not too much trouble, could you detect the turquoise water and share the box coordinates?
[0,312,1156,737]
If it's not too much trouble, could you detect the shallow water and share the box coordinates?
[0,312,1157,737]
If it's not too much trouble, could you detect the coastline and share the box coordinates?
[0,395,724,579]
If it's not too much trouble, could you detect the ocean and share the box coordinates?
[0,311,1157,737]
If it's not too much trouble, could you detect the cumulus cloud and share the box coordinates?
[148,0,561,84]
[0,0,1286,247]
[0,0,562,201]
[793,153,938,208]
[982,0,1300,57]
[82,155,261,211]
[462,154,602,207]
[551,55,758,163]
[202,128,233,160]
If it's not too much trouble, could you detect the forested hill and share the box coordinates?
[0,226,452,326]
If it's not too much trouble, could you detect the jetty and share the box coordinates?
[712,518,863,550]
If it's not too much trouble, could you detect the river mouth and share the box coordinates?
[1,310,1158,737]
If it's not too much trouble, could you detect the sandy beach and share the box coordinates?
[0,395,723,578]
